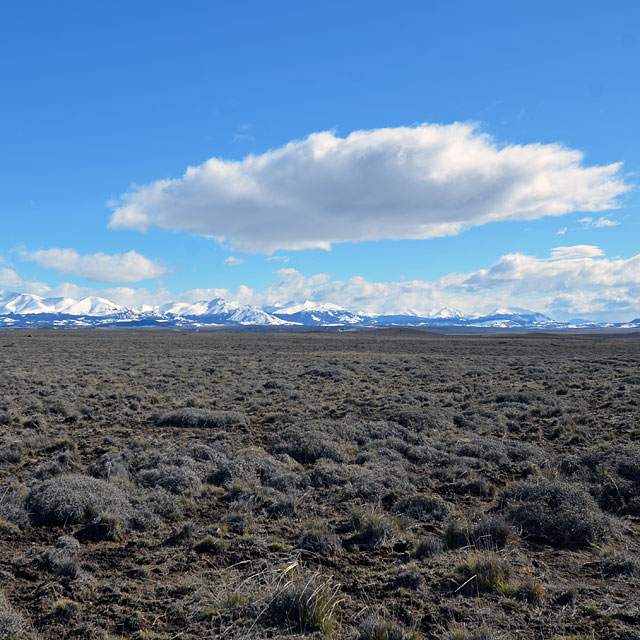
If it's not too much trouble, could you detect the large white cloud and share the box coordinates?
[108,124,629,253]
[21,248,169,283]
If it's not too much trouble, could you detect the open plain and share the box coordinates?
[0,329,639,639]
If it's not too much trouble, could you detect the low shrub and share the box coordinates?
[581,444,640,516]
[28,473,127,527]
[506,579,545,604]
[0,485,29,529]
[0,591,24,639]
[501,478,607,548]
[598,546,639,578]
[31,461,64,481]
[414,535,445,559]
[0,442,21,464]
[274,426,347,465]
[470,515,517,550]
[155,408,248,429]
[77,514,123,542]
[137,464,202,495]
[396,494,450,522]
[444,519,472,549]
[87,451,131,483]
[445,515,515,550]
[37,535,80,577]
[223,498,255,534]
[452,475,495,498]
[52,598,80,619]
[194,535,228,554]
[390,563,424,590]
[297,527,342,558]
[137,487,185,522]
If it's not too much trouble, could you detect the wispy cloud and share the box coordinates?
[21,248,169,283]
[109,124,629,253]
[224,256,244,266]
[556,227,567,235]
[579,216,620,228]
[232,123,254,143]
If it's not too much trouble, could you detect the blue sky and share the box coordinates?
[1,1,639,320]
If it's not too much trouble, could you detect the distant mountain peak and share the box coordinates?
[0,290,637,329]
[431,307,465,319]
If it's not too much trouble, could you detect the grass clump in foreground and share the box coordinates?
[445,623,498,640]
[452,551,512,596]
[347,506,397,549]
[357,614,418,640]
[261,565,341,636]
[51,598,80,620]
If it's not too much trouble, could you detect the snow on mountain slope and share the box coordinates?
[430,307,465,319]
[1,289,639,329]
[54,296,128,316]
[0,292,129,317]
[269,300,364,325]
[160,297,292,325]
[0,293,54,314]
[159,300,213,316]
[268,300,347,314]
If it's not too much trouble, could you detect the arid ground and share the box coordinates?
[0,329,639,639]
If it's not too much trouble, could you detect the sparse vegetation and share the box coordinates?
[0,329,638,638]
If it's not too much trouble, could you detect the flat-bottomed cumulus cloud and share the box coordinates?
[109,124,629,253]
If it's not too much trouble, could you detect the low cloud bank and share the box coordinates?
[4,246,637,322]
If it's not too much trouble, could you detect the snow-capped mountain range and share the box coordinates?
[0,290,638,330]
